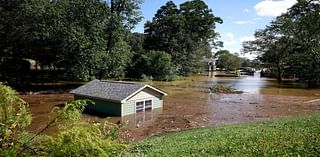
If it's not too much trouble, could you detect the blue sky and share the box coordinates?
[133,0,297,59]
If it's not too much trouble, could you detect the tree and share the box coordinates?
[242,0,320,86]
[240,58,252,68]
[0,0,28,59]
[215,50,241,71]
[144,1,184,65]
[284,0,320,86]
[144,0,222,75]
[0,0,143,81]
[102,0,143,79]
[242,17,295,83]
[130,50,175,81]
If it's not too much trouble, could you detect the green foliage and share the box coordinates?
[125,113,320,156]
[39,124,126,157]
[132,50,176,81]
[38,100,126,156]
[0,84,126,156]
[0,84,31,129]
[144,0,222,75]
[54,100,91,123]
[140,74,154,82]
[0,0,143,81]
[128,33,145,56]
[105,38,133,79]
[215,50,241,71]
[0,83,32,156]
[242,0,320,86]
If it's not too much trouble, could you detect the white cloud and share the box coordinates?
[228,48,241,54]
[244,8,250,13]
[239,36,255,43]
[254,0,297,17]
[223,33,235,46]
[234,20,255,25]
[220,34,258,59]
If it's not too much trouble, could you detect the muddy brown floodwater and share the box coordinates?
[21,72,320,141]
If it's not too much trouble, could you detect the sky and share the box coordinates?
[133,0,297,59]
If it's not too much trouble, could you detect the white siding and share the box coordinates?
[127,88,162,102]
[121,87,164,116]
[122,101,135,116]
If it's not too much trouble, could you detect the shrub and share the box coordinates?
[39,100,127,156]
[0,83,126,156]
[0,83,32,156]
[39,124,126,157]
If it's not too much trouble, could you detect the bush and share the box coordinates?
[141,74,153,82]
[36,100,127,156]
[39,124,126,156]
[0,83,32,156]
[0,83,126,156]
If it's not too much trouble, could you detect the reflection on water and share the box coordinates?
[210,72,267,94]
[209,72,319,96]
[84,108,163,128]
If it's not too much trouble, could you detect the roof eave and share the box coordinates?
[121,85,168,103]
[145,85,168,96]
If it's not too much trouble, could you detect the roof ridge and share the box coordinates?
[99,80,140,85]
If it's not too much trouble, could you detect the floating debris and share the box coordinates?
[209,84,243,94]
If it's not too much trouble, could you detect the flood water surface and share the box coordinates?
[22,73,320,141]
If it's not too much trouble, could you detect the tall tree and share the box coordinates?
[102,0,143,78]
[0,0,29,59]
[243,0,320,86]
[244,0,320,87]
[243,18,293,83]
[144,1,183,61]
[145,0,222,75]
[285,0,320,86]
[0,0,143,81]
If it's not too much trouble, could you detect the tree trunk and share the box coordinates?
[277,65,282,84]
[308,63,316,88]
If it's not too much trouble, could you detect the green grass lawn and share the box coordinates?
[124,113,320,157]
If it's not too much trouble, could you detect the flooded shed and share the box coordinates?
[70,80,167,116]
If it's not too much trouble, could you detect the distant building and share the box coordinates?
[70,80,167,116]
[202,56,216,71]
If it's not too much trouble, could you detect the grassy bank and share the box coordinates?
[124,113,320,156]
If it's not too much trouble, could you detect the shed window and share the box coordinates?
[135,99,153,112]
[145,100,152,110]
[136,101,144,112]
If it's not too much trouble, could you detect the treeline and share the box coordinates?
[0,0,142,82]
[0,0,222,83]
[243,0,320,87]
[214,50,260,71]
